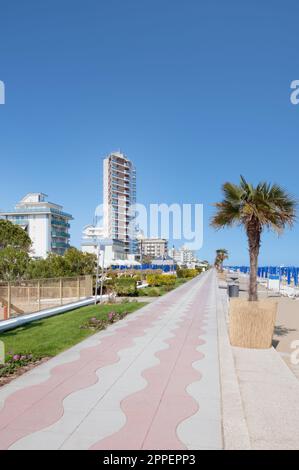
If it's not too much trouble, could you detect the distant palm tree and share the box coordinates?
[211,176,296,301]
[214,253,221,270]
[214,249,228,272]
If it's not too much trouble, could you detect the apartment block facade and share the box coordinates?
[81,224,126,267]
[102,152,137,254]
[0,193,72,258]
[169,245,197,266]
[138,238,168,260]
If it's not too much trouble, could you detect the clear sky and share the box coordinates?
[0,0,299,265]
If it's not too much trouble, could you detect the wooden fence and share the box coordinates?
[0,275,93,320]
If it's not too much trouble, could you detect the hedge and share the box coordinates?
[146,274,177,287]
[176,268,198,279]
[113,277,137,296]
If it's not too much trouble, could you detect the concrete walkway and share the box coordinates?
[0,270,223,450]
[2,270,298,450]
[219,275,299,450]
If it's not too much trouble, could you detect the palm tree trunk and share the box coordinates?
[247,222,261,301]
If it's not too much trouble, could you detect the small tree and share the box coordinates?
[63,247,97,276]
[211,176,296,301]
[0,220,31,281]
[26,248,97,279]
[26,258,54,279]
[0,220,31,252]
[0,247,30,281]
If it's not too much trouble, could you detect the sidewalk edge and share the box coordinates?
[215,277,251,450]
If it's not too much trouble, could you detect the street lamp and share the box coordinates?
[94,240,106,305]
[94,241,100,305]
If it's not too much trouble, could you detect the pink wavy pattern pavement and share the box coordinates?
[91,284,209,450]
[0,279,199,450]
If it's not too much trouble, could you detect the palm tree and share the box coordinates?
[211,176,296,301]
[215,249,228,272]
[214,251,222,270]
[214,253,220,270]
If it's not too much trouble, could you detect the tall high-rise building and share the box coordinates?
[102,151,137,254]
[0,193,72,258]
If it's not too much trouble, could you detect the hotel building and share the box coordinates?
[138,238,168,260]
[81,224,126,267]
[102,151,137,254]
[169,245,197,266]
[0,193,73,258]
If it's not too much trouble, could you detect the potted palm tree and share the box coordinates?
[211,176,296,348]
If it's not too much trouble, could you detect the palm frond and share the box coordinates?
[211,176,297,233]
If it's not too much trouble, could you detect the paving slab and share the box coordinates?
[233,345,299,450]
[0,270,223,450]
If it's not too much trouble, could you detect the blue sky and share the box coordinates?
[0,0,299,265]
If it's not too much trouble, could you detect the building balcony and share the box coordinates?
[111,168,129,177]
[111,186,130,193]
[51,230,70,238]
[10,218,29,226]
[111,162,129,171]
[51,241,70,249]
[111,187,130,195]
[51,219,71,228]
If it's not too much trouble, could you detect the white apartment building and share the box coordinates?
[103,151,137,254]
[81,224,125,267]
[169,245,197,267]
[81,224,105,248]
[138,238,168,260]
[0,193,72,258]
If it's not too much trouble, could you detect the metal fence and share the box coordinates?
[0,275,93,321]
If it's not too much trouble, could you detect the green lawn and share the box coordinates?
[0,302,147,360]
[138,277,188,297]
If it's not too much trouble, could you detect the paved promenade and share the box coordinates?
[0,270,222,450]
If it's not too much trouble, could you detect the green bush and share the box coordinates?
[176,268,198,279]
[108,269,162,281]
[161,275,176,286]
[138,287,162,297]
[106,270,118,279]
[146,274,158,286]
[114,277,137,296]
[146,274,176,287]
[25,248,96,280]
[103,279,115,295]
[195,266,204,274]
[163,285,174,292]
